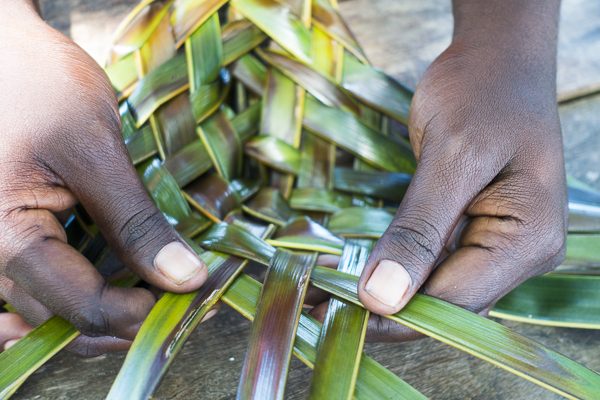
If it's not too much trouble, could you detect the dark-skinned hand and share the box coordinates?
[0,1,207,355]
[314,0,567,340]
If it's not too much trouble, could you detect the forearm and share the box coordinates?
[0,0,41,24]
[452,0,560,50]
[451,0,561,96]
[0,1,46,46]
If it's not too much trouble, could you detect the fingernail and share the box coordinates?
[365,260,412,308]
[154,242,205,285]
[201,308,218,323]
[4,339,19,350]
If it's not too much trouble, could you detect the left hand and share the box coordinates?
[352,40,567,340]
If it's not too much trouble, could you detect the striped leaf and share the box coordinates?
[237,250,316,399]
[491,274,600,329]
[222,273,425,400]
[232,0,313,64]
[107,251,249,400]
[309,239,372,400]
[310,267,600,400]
[328,207,394,238]
[268,216,344,254]
[303,97,416,173]
[0,317,78,399]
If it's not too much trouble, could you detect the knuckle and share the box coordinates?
[0,211,65,272]
[67,338,104,358]
[65,283,112,337]
[70,302,109,337]
[382,218,442,266]
[517,196,566,267]
[546,227,566,258]
[116,202,172,254]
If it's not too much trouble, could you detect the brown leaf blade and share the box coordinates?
[237,249,316,399]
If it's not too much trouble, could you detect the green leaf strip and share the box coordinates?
[232,0,313,64]
[309,239,372,400]
[491,274,600,329]
[221,274,426,400]
[237,250,316,400]
[0,317,78,399]
[107,251,249,400]
[310,267,600,400]
[328,207,394,238]
[341,52,413,125]
[196,222,276,265]
[566,234,600,264]
[303,97,415,173]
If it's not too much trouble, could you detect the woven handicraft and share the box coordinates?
[99,0,421,397]
[39,0,600,399]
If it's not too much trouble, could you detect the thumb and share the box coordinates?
[49,120,208,293]
[358,154,491,315]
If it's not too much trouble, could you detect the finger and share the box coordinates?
[361,248,501,342]
[4,211,155,340]
[358,149,497,315]
[0,313,32,348]
[304,286,331,307]
[362,152,566,338]
[0,276,135,355]
[366,214,564,343]
[0,275,52,327]
[362,250,503,342]
[44,116,207,293]
[308,301,329,322]
[67,335,132,357]
[424,214,565,310]
[424,162,567,312]
[305,254,339,306]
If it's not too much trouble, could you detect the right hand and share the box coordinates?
[0,1,207,356]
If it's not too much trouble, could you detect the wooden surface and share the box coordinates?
[560,94,600,189]
[339,0,600,102]
[13,305,600,400]
[13,1,600,399]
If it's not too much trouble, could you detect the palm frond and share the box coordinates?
[2,0,600,399]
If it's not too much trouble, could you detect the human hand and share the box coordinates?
[0,312,32,350]
[356,38,567,338]
[0,2,207,355]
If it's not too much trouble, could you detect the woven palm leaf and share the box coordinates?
[2,0,600,399]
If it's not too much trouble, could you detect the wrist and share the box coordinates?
[437,40,559,108]
[451,0,560,67]
[0,1,42,28]
[0,3,48,49]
